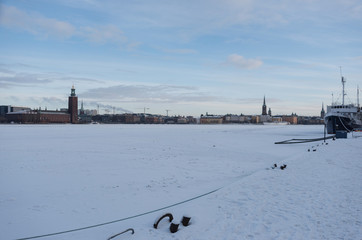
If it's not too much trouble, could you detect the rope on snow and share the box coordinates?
[274,135,335,144]
[107,228,134,240]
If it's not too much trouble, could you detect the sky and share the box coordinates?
[0,0,361,117]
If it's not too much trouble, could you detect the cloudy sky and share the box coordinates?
[0,0,361,116]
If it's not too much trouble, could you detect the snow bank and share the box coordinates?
[0,125,360,240]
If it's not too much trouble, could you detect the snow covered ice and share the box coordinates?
[0,124,361,240]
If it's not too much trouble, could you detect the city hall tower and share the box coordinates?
[68,85,78,123]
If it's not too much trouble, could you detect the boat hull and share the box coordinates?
[325,114,362,134]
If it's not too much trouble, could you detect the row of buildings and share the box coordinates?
[0,87,324,125]
[200,113,323,125]
[199,96,324,125]
[0,86,78,124]
[90,114,197,124]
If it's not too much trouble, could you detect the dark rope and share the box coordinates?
[15,187,221,240]
[107,228,134,240]
[275,135,335,144]
[338,116,352,132]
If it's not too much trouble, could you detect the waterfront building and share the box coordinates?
[5,86,78,124]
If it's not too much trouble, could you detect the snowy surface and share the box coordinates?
[0,124,361,240]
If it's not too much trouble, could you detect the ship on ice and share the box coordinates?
[324,74,362,134]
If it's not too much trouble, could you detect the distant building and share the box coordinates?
[126,114,142,124]
[176,117,188,124]
[80,100,85,115]
[251,115,260,123]
[271,116,283,123]
[262,96,267,115]
[4,86,78,124]
[223,114,242,123]
[145,115,163,124]
[200,113,223,124]
[297,116,324,125]
[259,114,271,123]
[164,115,196,124]
[186,116,197,124]
[6,109,70,123]
[68,85,78,124]
[321,103,325,119]
[0,105,11,116]
[1,105,31,116]
[282,114,298,124]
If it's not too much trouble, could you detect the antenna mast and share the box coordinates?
[165,109,171,117]
[332,93,334,106]
[340,66,346,105]
[358,85,360,108]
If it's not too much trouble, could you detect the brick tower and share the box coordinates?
[68,85,78,123]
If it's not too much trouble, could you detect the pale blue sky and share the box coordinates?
[1,0,361,116]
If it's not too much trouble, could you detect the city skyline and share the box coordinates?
[1,0,362,117]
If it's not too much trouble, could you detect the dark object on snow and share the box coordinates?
[336,130,348,139]
[181,216,191,226]
[271,163,277,169]
[154,213,173,229]
[308,149,310,152]
[107,228,134,240]
[280,164,287,170]
[313,149,317,152]
[170,223,179,233]
[275,135,335,144]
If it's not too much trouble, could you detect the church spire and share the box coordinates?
[262,95,267,115]
[321,102,325,118]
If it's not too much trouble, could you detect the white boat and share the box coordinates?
[324,74,362,134]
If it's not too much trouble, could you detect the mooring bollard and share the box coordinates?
[181,216,191,226]
[170,223,179,233]
[280,164,287,170]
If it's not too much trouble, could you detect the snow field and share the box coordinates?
[0,124,361,240]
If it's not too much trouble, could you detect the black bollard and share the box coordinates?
[170,223,179,233]
[181,216,191,226]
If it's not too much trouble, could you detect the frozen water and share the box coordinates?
[0,124,361,240]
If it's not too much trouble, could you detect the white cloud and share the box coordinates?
[0,5,76,39]
[225,54,263,70]
[162,48,197,54]
[0,5,134,47]
[79,25,127,44]
[81,84,224,104]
